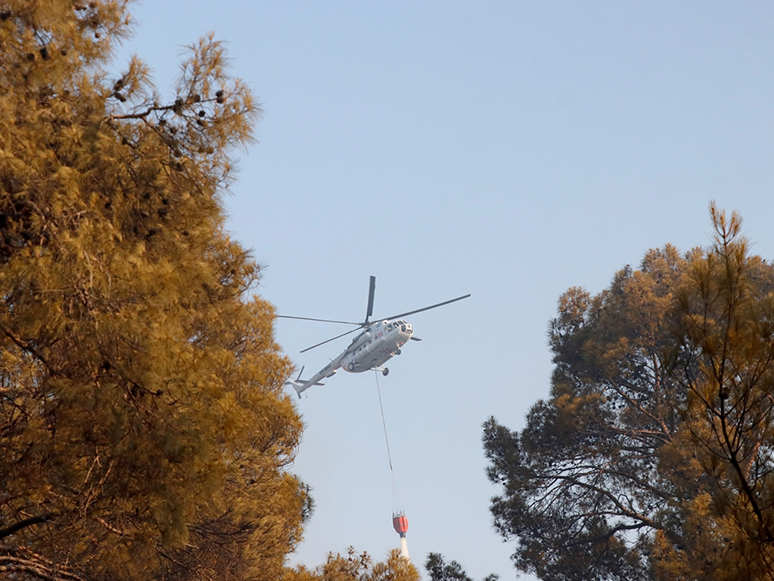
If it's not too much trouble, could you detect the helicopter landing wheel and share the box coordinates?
[382,368,389,376]
[347,362,354,371]
[395,348,401,355]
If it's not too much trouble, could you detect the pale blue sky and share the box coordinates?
[117,2,773,579]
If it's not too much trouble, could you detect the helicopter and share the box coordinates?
[279,276,470,397]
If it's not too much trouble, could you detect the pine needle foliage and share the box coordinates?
[425,552,499,581]
[282,548,420,581]
[484,206,774,580]
[0,2,307,580]
[671,204,774,580]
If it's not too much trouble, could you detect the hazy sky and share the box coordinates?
[117,2,773,579]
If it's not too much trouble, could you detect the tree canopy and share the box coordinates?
[283,548,419,581]
[425,552,498,581]
[484,206,774,580]
[0,1,308,580]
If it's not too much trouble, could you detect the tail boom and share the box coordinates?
[285,378,324,398]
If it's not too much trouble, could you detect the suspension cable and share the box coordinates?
[374,370,403,513]
[375,370,393,471]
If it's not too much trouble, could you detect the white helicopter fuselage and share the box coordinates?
[342,319,413,372]
[287,318,413,397]
[281,275,469,398]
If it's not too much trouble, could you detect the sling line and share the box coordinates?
[374,370,403,514]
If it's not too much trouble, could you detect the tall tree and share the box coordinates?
[666,205,774,579]
[484,244,690,581]
[0,2,307,580]
[484,208,774,581]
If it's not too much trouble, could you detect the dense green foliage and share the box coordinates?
[484,206,774,580]
[0,1,308,580]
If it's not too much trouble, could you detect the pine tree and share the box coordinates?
[664,204,774,580]
[0,2,307,580]
[484,206,774,580]
[425,552,498,581]
[484,244,689,580]
[282,548,420,581]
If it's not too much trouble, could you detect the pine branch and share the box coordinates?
[0,513,57,540]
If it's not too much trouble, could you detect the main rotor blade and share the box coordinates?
[276,315,361,325]
[365,276,376,322]
[381,294,471,320]
[300,326,363,353]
